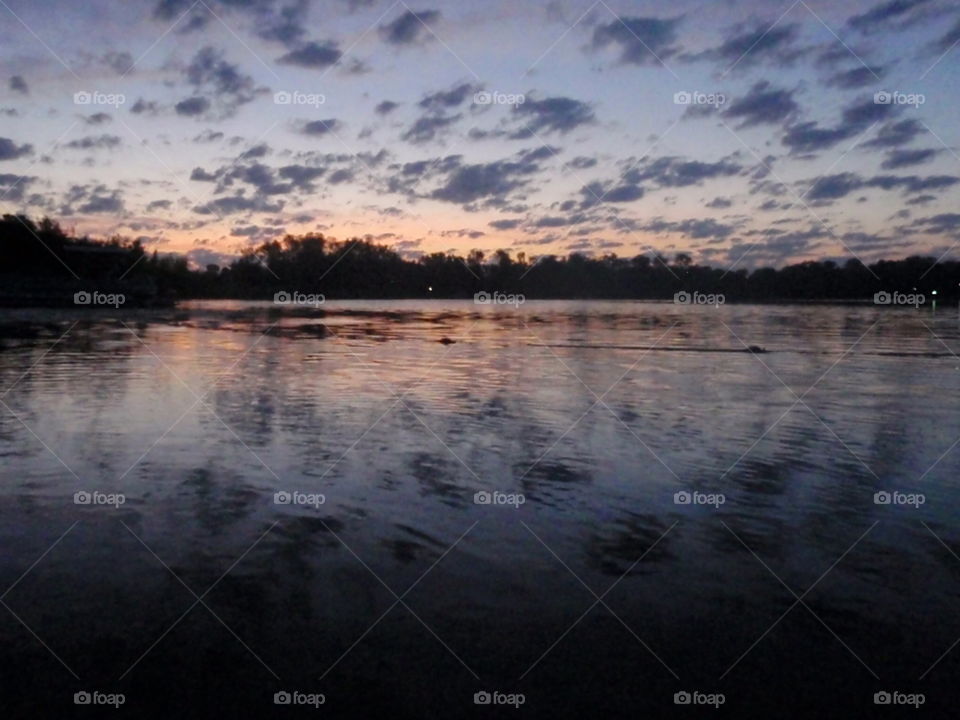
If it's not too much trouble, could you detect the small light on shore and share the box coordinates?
[428,286,433,292]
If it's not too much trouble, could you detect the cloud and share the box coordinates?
[429,150,545,206]
[489,218,523,230]
[131,98,161,115]
[509,96,595,138]
[175,97,210,116]
[881,148,939,169]
[0,137,34,160]
[626,155,742,188]
[278,164,326,190]
[418,83,478,111]
[181,46,263,117]
[591,16,683,66]
[805,171,960,201]
[0,173,35,201]
[65,134,122,150]
[278,41,342,69]
[825,65,885,89]
[73,185,125,214]
[194,193,285,216]
[379,9,440,46]
[81,112,113,126]
[847,0,933,33]
[933,18,960,53]
[375,100,399,115]
[401,113,461,144]
[693,22,803,68]
[722,81,798,128]
[9,75,28,94]
[101,51,134,75]
[566,156,597,170]
[706,197,732,208]
[301,118,342,136]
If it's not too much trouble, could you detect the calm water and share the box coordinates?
[2,300,960,717]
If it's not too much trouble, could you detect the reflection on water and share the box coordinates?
[2,300,960,716]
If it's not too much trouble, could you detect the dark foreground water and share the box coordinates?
[1,300,959,718]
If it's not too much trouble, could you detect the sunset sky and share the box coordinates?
[1,0,959,269]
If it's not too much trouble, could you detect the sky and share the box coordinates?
[1,0,959,270]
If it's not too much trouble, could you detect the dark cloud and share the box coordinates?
[193,129,224,143]
[81,112,113,126]
[278,41,342,69]
[131,98,161,115]
[825,65,885,89]
[75,185,125,214]
[933,18,960,52]
[862,119,924,148]
[723,82,798,128]
[375,100,399,115]
[418,83,477,111]
[175,97,210,116]
[257,0,310,47]
[65,134,122,150]
[0,173,35,201]
[641,217,736,240]
[881,148,939,169]
[401,113,461,144]
[101,51,134,75]
[566,156,597,170]
[847,0,933,32]
[706,197,732,208]
[9,75,28,94]
[301,119,342,136]
[182,46,262,117]
[0,138,34,160]
[591,16,683,66]
[509,96,595,138]
[190,167,219,182]
[278,164,326,190]
[379,9,440,46]
[194,193,285,216]
[806,171,960,201]
[146,199,172,211]
[782,97,900,155]
[429,149,545,206]
[627,156,742,188]
[693,22,803,68]
[489,218,523,230]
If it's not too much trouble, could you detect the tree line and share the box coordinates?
[1,214,958,305]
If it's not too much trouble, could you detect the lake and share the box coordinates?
[1,300,959,717]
